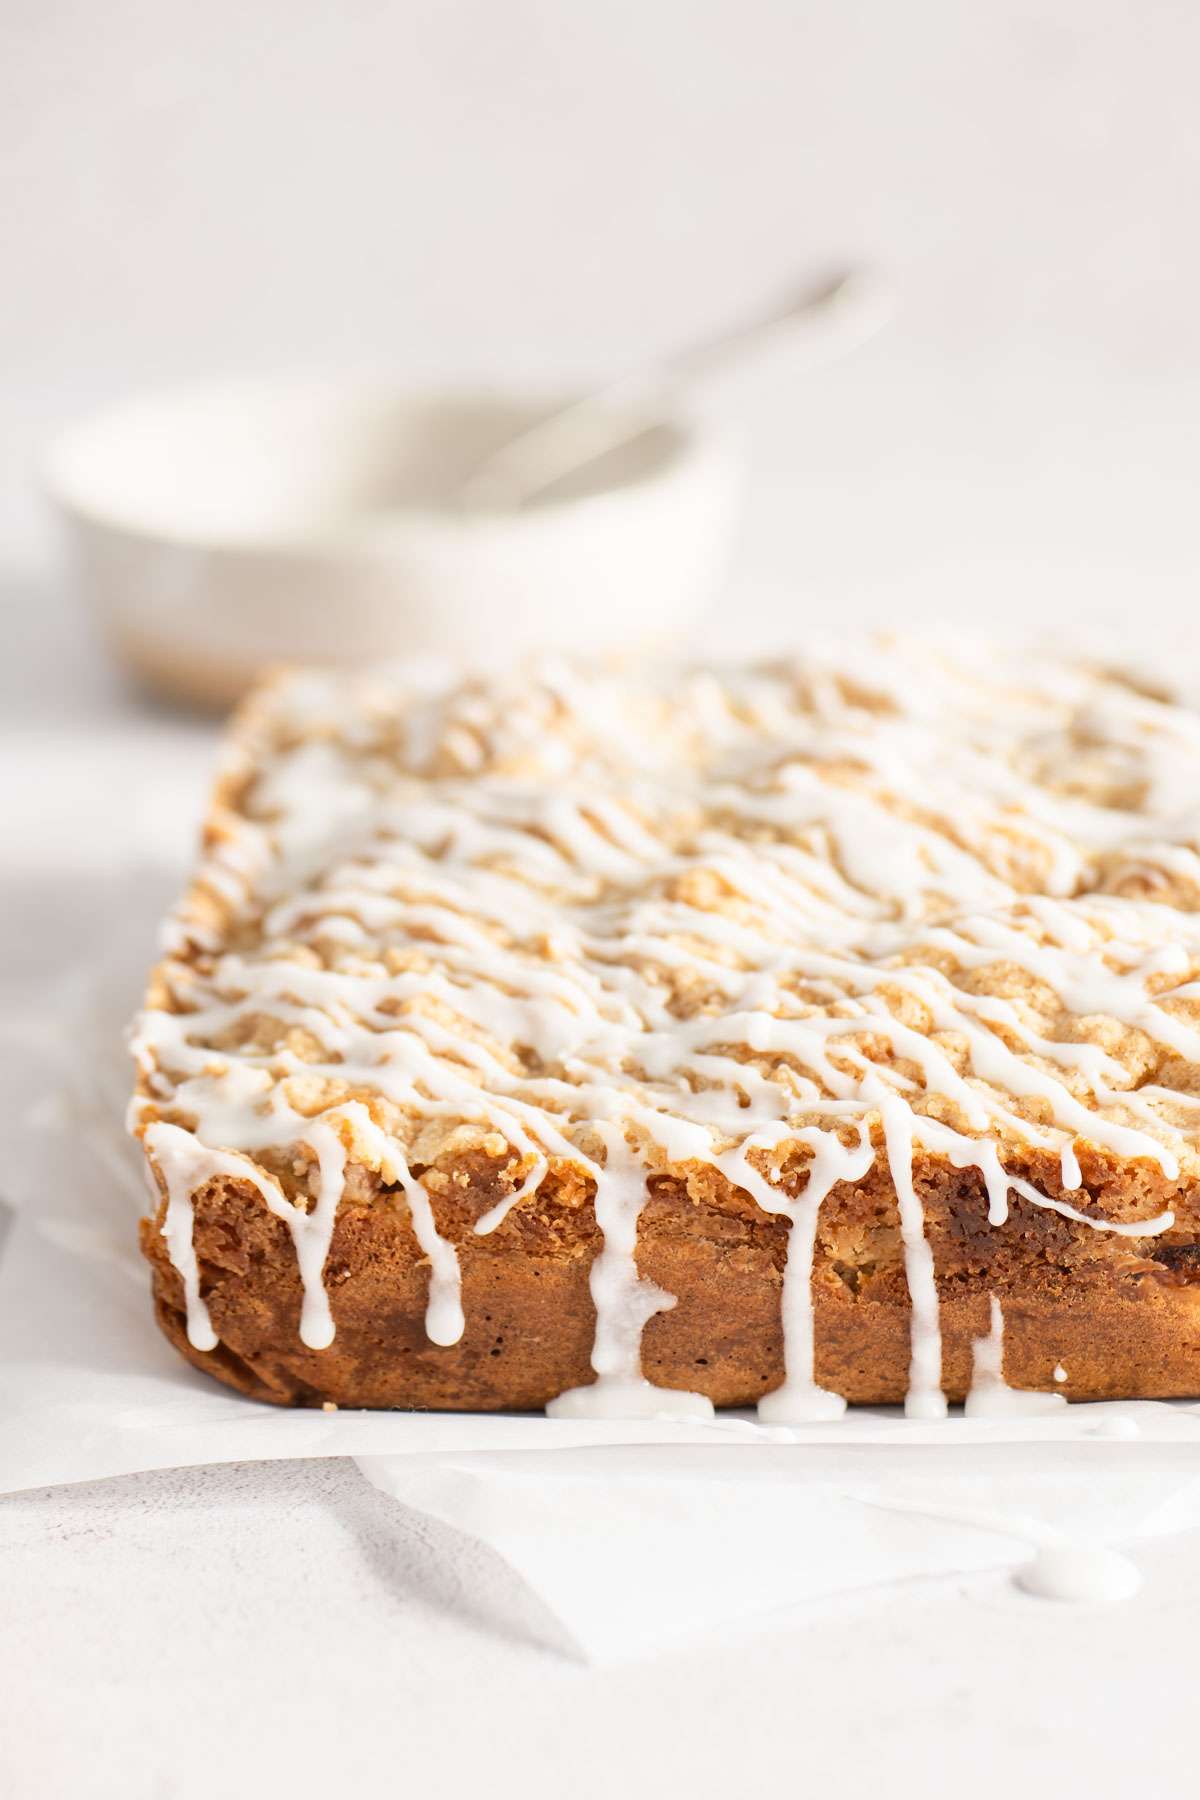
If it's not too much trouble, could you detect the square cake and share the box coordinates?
[130,644,1200,1418]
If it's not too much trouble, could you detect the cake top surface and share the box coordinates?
[132,639,1200,1210]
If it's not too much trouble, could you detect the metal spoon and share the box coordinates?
[459,266,893,511]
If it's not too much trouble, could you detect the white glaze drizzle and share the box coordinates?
[145,1117,343,1350]
[387,1143,465,1347]
[964,1296,1067,1418]
[719,1123,874,1422]
[129,644,1200,1413]
[854,1486,1141,1604]
[146,1121,221,1352]
[1015,1544,1141,1604]
[547,1128,713,1419]
[875,1094,946,1418]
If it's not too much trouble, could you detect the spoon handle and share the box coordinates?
[461,267,893,510]
[660,266,893,384]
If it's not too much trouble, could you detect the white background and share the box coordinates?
[4,4,1200,1795]
[3,0,1200,620]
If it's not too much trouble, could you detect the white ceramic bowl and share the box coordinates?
[45,378,743,708]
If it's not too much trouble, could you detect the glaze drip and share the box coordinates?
[965,1297,1067,1418]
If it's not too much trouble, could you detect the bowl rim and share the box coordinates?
[42,372,739,554]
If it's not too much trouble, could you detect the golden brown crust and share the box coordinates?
[140,1148,1200,1408]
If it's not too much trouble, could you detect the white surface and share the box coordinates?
[5,3,1200,1794]
[3,1458,1200,1800]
